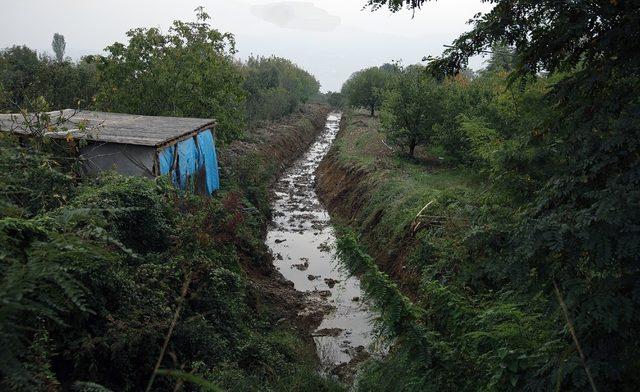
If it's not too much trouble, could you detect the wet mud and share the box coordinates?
[265,113,379,381]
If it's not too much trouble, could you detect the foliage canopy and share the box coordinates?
[380,65,443,156]
[341,65,396,116]
[51,33,66,63]
[95,7,246,143]
[242,55,320,126]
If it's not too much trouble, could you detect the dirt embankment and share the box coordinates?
[315,115,373,224]
[219,104,330,183]
[219,104,333,348]
[315,113,420,292]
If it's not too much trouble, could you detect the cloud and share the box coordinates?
[251,1,341,32]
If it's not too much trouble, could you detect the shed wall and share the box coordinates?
[80,142,156,177]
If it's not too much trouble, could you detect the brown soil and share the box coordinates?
[219,105,334,354]
[330,346,371,385]
[248,273,332,339]
[315,112,421,294]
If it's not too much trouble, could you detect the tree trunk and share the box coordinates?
[370,105,375,116]
[409,140,416,157]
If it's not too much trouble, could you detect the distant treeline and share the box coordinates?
[0,8,320,143]
[0,46,98,112]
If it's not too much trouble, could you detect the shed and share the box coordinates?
[0,109,220,195]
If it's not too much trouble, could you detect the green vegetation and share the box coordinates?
[51,33,66,63]
[325,92,345,109]
[95,7,246,142]
[243,56,320,127]
[0,111,342,391]
[1,0,638,390]
[322,0,640,390]
[0,45,98,111]
[341,65,396,116]
[328,110,552,390]
[0,8,336,391]
[0,8,321,143]
[379,65,443,157]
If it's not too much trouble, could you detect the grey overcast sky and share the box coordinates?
[0,0,493,92]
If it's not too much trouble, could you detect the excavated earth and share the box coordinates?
[217,104,334,361]
[219,107,383,384]
[264,112,380,384]
[315,114,419,292]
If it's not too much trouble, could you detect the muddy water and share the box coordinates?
[265,112,377,374]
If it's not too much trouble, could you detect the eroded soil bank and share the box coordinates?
[217,104,337,361]
[219,104,330,189]
[265,113,380,383]
[315,112,420,291]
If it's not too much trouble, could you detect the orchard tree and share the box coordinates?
[0,45,98,111]
[0,46,41,108]
[42,55,98,109]
[380,65,442,157]
[242,55,319,124]
[342,66,393,116]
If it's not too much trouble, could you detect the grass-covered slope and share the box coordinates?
[316,111,606,391]
[317,112,486,291]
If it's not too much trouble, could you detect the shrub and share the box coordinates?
[71,173,173,254]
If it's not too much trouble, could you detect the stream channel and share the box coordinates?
[265,112,379,377]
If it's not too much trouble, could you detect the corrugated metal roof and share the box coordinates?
[0,109,216,147]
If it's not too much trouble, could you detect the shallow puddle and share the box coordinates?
[265,112,378,374]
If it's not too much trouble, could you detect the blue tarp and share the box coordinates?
[158,146,176,183]
[196,130,220,194]
[159,145,175,175]
[157,128,219,195]
[177,137,198,188]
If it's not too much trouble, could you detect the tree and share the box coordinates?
[342,66,393,116]
[51,33,66,62]
[96,7,246,143]
[0,45,99,112]
[483,43,515,74]
[380,65,442,157]
[0,46,41,109]
[366,0,639,81]
[364,0,640,389]
[242,55,320,125]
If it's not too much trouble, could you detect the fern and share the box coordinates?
[337,230,562,391]
[336,232,439,364]
[0,212,108,388]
